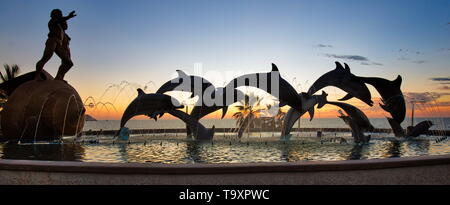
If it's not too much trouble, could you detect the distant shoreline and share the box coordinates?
[82,127,450,136]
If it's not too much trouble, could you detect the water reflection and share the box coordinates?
[348,144,364,160]
[0,136,449,164]
[0,143,84,161]
[186,141,205,163]
[386,140,401,158]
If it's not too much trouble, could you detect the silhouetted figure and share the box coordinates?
[35,9,76,81]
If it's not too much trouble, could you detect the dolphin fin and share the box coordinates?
[344,63,351,72]
[335,61,344,70]
[176,70,189,79]
[338,93,354,101]
[308,107,315,121]
[393,75,402,87]
[221,106,228,119]
[317,91,328,109]
[271,63,279,72]
[137,88,145,96]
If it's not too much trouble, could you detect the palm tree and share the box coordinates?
[0,64,20,111]
[232,93,265,138]
[266,103,286,129]
[0,64,20,83]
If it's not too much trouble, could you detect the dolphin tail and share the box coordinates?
[338,93,354,101]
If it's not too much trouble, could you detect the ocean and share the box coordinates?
[83,117,450,131]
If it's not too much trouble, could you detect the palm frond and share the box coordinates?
[1,64,20,82]
[5,65,12,81]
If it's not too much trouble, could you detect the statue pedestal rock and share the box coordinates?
[1,76,85,142]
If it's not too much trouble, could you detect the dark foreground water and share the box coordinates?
[1,133,449,164]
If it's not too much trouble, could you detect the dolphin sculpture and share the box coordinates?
[156,70,214,98]
[167,109,215,140]
[307,62,373,106]
[119,89,184,129]
[406,120,433,137]
[281,91,328,136]
[338,112,371,144]
[346,75,406,123]
[387,117,433,138]
[328,101,374,143]
[224,63,302,112]
[119,89,214,140]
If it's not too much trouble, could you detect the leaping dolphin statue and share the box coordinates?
[281,91,328,136]
[347,75,406,123]
[119,89,184,130]
[224,63,303,113]
[328,101,374,143]
[406,120,433,137]
[307,62,374,106]
[387,117,433,138]
[119,89,215,140]
[338,112,371,144]
[156,70,215,98]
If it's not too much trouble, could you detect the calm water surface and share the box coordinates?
[1,133,449,164]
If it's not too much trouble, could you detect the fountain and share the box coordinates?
[0,73,85,142]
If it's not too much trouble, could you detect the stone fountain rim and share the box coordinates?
[0,154,449,175]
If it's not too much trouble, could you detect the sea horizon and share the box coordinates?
[83,117,450,131]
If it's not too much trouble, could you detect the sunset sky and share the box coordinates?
[0,0,449,120]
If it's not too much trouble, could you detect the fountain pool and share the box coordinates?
[1,133,449,164]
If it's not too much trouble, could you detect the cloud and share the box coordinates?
[412,60,427,64]
[397,48,423,55]
[439,86,450,90]
[316,44,333,48]
[404,92,450,103]
[324,54,369,61]
[430,77,450,82]
[323,53,382,66]
[437,48,450,52]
